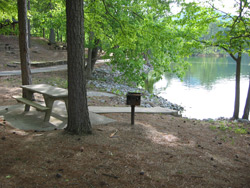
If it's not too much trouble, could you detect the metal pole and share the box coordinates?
[131,105,135,125]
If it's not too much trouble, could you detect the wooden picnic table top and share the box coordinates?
[21,84,68,98]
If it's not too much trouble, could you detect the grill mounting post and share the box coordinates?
[126,92,141,125]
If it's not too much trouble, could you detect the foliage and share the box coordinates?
[0,0,17,20]
[30,0,66,39]
[209,121,249,134]
[174,0,250,58]
[1,0,192,87]
[84,0,191,86]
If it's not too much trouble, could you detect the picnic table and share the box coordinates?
[13,84,68,122]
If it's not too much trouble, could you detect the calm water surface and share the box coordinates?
[152,56,250,119]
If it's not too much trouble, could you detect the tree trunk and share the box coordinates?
[18,0,32,103]
[86,31,94,78]
[49,28,55,44]
[65,0,92,134]
[49,0,55,44]
[27,0,31,48]
[233,56,241,119]
[91,39,100,71]
[242,77,250,119]
[42,28,45,38]
[56,30,59,42]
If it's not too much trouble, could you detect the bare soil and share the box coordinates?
[0,35,250,188]
[0,35,67,71]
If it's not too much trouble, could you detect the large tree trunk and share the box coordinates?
[86,31,94,78]
[18,0,32,105]
[27,0,31,48]
[242,77,250,120]
[233,56,241,119]
[65,0,92,134]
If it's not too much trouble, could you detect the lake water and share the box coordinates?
[151,56,250,119]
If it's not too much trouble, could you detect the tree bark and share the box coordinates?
[242,77,250,119]
[49,28,55,44]
[42,28,45,38]
[91,39,100,71]
[233,56,241,119]
[87,31,94,78]
[49,0,55,44]
[87,33,100,78]
[65,0,92,134]
[27,0,31,48]
[18,0,32,103]
[56,30,59,42]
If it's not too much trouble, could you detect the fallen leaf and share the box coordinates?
[110,129,118,138]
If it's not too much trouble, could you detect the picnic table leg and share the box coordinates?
[24,90,34,111]
[63,98,68,114]
[43,95,54,122]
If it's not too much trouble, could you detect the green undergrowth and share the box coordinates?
[209,120,249,135]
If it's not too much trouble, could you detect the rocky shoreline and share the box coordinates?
[88,65,184,112]
[88,65,250,123]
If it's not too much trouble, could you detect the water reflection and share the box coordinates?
[149,56,250,119]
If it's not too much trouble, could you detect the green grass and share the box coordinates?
[209,120,249,135]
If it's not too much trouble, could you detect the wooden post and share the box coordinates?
[131,105,135,125]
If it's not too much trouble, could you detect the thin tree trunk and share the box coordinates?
[49,28,55,44]
[56,29,59,42]
[42,28,45,38]
[91,39,100,71]
[242,76,250,119]
[65,0,92,134]
[18,0,32,103]
[49,0,55,44]
[233,56,241,119]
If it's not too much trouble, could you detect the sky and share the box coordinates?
[171,0,237,15]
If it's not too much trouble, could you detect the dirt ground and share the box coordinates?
[0,35,250,188]
[0,35,67,71]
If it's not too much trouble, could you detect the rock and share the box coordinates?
[237,119,249,123]
[7,64,17,68]
[89,65,184,112]
[56,173,62,178]
[139,171,145,175]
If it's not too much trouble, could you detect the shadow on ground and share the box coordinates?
[0,101,116,131]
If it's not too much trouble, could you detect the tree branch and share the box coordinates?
[191,36,238,61]
[207,2,234,19]
[101,0,125,34]
[131,11,144,20]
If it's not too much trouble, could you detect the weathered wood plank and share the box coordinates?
[12,96,50,111]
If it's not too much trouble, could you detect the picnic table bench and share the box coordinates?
[13,84,68,122]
